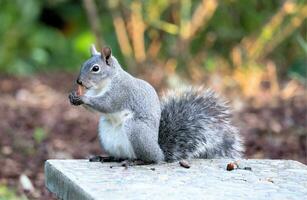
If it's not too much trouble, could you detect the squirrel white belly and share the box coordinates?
[69,44,244,163]
[98,110,136,159]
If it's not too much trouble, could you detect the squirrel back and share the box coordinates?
[159,88,244,162]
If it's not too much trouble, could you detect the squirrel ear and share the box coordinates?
[101,46,112,64]
[90,44,100,56]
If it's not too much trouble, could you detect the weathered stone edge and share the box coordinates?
[45,160,94,200]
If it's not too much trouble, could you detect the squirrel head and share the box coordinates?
[76,44,119,90]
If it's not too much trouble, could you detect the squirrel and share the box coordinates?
[69,44,244,163]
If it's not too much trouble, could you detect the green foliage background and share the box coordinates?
[0,0,306,79]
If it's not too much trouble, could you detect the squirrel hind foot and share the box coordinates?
[88,155,124,162]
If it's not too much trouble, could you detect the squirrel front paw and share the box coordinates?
[69,91,84,106]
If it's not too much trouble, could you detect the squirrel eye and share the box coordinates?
[91,65,100,72]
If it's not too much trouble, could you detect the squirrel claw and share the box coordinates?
[89,155,119,162]
[89,155,103,162]
[69,92,83,106]
[120,159,148,167]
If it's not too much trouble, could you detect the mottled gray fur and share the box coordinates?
[159,89,244,161]
[69,45,244,163]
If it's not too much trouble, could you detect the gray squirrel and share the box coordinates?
[69,45,244,163]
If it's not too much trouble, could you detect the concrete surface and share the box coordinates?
[45,159,307,200]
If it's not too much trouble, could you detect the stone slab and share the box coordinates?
[45,159,307,200]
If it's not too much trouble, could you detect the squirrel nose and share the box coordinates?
[76,78,83,85]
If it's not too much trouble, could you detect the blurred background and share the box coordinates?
[0,0,306,199]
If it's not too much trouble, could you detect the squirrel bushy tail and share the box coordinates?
[158,88,244,162]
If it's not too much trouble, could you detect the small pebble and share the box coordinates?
[226,162,237,171]
[179,160,190,168]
